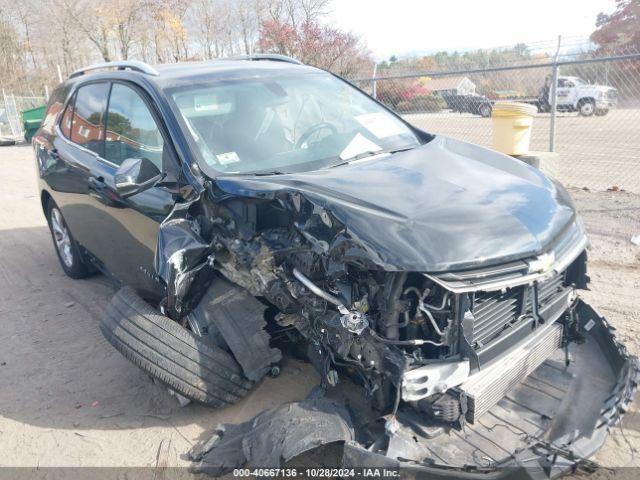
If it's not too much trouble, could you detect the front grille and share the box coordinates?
[472,288,523,346]
[471,272,566,348]
[538,273,565,305]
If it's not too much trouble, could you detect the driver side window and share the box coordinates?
[105,83,164,170]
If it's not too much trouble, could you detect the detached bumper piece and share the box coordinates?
[191,300,639,478]
[347,300,639,478]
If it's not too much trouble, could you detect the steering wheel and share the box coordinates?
[295,122,338,149]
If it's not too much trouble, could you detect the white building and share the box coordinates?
[423,76,477,96]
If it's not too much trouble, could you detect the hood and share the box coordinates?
[214,136,577,272]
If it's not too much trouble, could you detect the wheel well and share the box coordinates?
[578,97,595,106]
[40,190,53,214]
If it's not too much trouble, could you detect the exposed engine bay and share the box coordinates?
[154,165,633,432]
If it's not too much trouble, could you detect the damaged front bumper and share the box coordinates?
[191,300,639,479]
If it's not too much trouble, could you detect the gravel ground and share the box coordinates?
[0,145,638,472]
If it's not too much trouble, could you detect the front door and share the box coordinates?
[556,78,576,108]
[88,82,180,299]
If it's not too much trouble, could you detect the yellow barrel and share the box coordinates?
[491,102,537,155]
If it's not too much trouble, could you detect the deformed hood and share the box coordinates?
[214,136,577,272]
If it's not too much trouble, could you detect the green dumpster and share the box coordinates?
[22,105,46,143]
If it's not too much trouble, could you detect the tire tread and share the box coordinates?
[101,287,253,406]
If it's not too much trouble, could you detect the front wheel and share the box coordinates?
[45,200,93,279]
[101,287,254,407]
[578,99,595,117]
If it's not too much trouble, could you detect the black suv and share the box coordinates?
[32,56,637,476]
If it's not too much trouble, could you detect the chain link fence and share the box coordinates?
[2,40,639,193]
[349,44,640,193]
[0,94,46,140]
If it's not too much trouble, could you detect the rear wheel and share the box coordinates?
[478,103,492,118]
[595,108,609,116]
[45,200,93,279]
[578,99,595,117]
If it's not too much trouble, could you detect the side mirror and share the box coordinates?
[114,157,165,198]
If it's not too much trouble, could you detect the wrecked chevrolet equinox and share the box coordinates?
[33,56,638,477]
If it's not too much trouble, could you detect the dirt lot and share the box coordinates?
[0,145,639,471]
[405,108,640,193]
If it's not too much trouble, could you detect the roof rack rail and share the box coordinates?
[223,54,303,65]
[70,60,159,79]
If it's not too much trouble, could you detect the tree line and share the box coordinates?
[0,0,372,96]
[0,0,636,101]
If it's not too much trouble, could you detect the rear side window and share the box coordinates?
[105,83,164,169]
[70,83,110,156]
[40,86,69,136]
[60,93,75,139]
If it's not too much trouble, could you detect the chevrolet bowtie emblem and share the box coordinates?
[527,252,556,274]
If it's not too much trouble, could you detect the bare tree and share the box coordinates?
[0,0,367,94]
[5,0,39,71]
[266,0,329,28]
[190,0,219,59]
[59,0,113,62]
[111,0,146,60]
[0,7,27,91]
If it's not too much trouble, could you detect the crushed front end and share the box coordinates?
[171,175,638,477]
[151,136,639,476]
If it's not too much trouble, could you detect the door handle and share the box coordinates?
[88,176,105,188]
[88,175,118,207]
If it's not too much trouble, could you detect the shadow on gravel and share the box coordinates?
[0,226,317,434]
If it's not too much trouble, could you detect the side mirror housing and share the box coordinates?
[114,157,165,198]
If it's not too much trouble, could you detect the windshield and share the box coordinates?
[167,72,422,175]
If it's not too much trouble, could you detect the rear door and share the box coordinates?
[50,82,111,250]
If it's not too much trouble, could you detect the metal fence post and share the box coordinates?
[549,36,561,152]
[372,63,378,99]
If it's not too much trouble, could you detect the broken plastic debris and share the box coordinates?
[631,235,640,246]
[189,396,354,476]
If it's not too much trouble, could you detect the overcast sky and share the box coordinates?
[328,0,617,60]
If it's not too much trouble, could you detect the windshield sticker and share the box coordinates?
[340,133,382,160]
[216,152,241,166]
[194,94,220,112]
[355,112,405,139]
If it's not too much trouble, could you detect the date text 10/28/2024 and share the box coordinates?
[232,469,400,477]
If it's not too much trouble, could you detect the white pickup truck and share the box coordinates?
[537,75,618,116]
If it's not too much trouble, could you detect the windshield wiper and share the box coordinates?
[328,146,416,169]
[252,171,291,176]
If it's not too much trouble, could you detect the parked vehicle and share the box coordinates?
[32,57,638,477]
[441,93,493,117]
[443,76,617,117]
[516,75,617,116]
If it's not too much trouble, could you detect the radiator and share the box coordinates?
[458,321,563,423]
